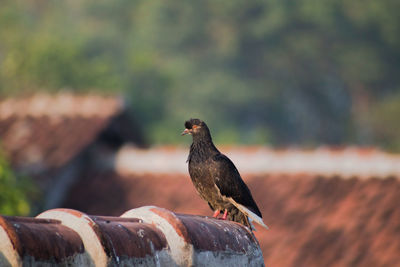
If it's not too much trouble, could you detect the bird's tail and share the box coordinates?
[244,216,257,231]
[228,209,256,231]
[230,200,269,230]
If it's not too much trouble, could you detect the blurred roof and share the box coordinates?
[63,171,400,267]
[0,92,123,119]
[0,92,124,173]
[115,145,400,179]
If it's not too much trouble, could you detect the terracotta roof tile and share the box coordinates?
[63,171,400,266]
[0,92,122,119]
[0,93,123,172]
[115,145,400,178]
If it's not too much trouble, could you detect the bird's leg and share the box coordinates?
[221,209,228,220]
[212,210,220,218]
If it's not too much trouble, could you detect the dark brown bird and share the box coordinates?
[182,118,268,230]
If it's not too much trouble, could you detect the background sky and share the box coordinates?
[1,0,399,150]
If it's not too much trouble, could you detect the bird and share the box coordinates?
[182,118,268,231]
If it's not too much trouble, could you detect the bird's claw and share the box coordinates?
[212,210,220,218]
[221,209,228,220]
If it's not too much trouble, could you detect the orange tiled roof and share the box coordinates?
[63,171,400,267]
[115,145,400,178]
[0,92,122,119]
[0,93,123,172]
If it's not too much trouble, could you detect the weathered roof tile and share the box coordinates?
[0,207,264,266]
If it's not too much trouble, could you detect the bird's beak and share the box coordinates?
[181,128,190,136]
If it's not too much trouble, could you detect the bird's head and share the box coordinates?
[181,118,208,136]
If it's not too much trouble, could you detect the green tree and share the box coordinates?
[370,93,400,151]
[0,0,399,149]
[0,151,32,216]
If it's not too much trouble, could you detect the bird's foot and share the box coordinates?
[212,210,220,218]
[220,209,228,220]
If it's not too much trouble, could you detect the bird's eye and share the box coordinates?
[185,121,192,129]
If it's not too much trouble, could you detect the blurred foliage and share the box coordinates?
[0,150,35,216]
[370,93,400,152]
[0,0,399,149]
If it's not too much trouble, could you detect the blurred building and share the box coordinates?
[64,146,400,267]
[1,93,400,266]
[0,93,144,211]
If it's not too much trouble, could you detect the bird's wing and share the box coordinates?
[213,154,268,229]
